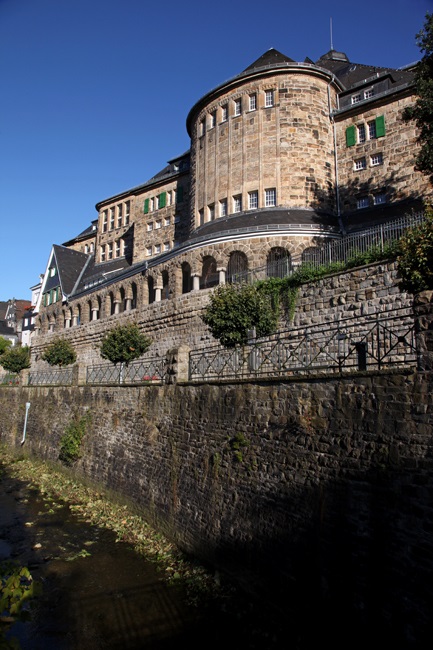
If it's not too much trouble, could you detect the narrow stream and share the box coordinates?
[0,468,277,649]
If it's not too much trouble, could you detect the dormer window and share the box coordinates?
[49,267,56,277]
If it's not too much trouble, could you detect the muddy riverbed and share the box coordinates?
[0,462,281,650]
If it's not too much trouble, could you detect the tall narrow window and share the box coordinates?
[221,104,228,122]
[199,209,204,226]
[248,191,258,210]
[265,188,276,207]
[102,210,108,232]
[117,203,123,227]
[233,195,242,213]
[249,94,257,111]
[199,119,205,136]
[220,198,227,217]
[234,98,241,116]
[107,242,113,260]
[368,120,377,139]
[115,240,121,257]
[357,124,366,143]
[109,207,115,230]
[208,204,215,220]
[100,245,106,262]
[124,201,130,224]
[210,111,216,128]
[265,90,274,107]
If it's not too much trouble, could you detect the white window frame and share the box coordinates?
[364,88,374,99]
[370,153,383,166]
[357,124,366,143]
[354,157,366,171]
[109,207,115,230]
[233,195,242,213]
[100,245,106,262]
[220,199,227,217]
[155,220,162,230]
[199,119,205,136]
[164,216,171,227]
[163,241,170,252]
[249,94,257,111]
[248,191,258,210]
[117,203,123,227]
[265,188,276,207]
[147,222,153,232]
[154,244,161,255]
[146,246,152,257]
[107,242,113,260]
[210,111,216,128]
[368,120,377,139]
[234,98,241,116]
[221,105,228,122]
[265,90,274,107]
[351,93,361,104]
[124,201,130,224]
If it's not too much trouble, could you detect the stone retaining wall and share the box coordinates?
[1,364,433,647]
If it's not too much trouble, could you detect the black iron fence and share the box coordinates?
[86,355,165,385]
[189,307,417,381]
[28,367,75,386]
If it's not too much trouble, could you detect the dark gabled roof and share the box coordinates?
[52,245,91,296]
[95,152,190,210]
[62,221,98,247]
[315,49,416,91]
[242,48,295,73]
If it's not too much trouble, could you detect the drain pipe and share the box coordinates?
[21,402,30,446]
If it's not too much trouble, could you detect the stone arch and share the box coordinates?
[147,276,155,304]
[200,255,218,289]
[181,261,192,294]
[266,247,292,278]
[161,270,170,300]
[301,246,321,265]
[227,250,249,283]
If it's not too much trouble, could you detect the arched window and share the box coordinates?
[76,305,81,326]
[109,292,116,316]
[301,246,321,266]
[88,300,93,322]
[119,287,126,312]
[182,262,192,294]
[131,283,137,309]
[266,247,291,278]
[200,256,218,289]
[227,251,248,283]
[162,271,169,300]
[148,277,155,304]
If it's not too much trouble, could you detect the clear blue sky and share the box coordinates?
[0,0,431,302]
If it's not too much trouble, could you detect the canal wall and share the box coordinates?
[1,362,433,647]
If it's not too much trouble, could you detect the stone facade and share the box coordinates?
[33,47,430,361]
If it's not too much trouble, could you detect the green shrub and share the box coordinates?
[0,346,31,374]
[41,338,76,367]
[99,323,152,366]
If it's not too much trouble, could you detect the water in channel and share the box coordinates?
[0,468,276,650]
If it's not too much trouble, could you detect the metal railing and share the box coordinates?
[28,367,75,386]
[86,355,166,385]
[189,307,417,381]
[0,373,20,386]
[301,212,424,267]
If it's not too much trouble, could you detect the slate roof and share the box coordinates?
[191,208,339,239]
[52,245,92,297]
[242,48,295,73]
[315,49,415,93]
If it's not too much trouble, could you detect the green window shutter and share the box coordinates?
[176,186,184,203]
[346,125,356,147]
[159,192,166,208]
[375,115,385,137]
[143,198,149,214]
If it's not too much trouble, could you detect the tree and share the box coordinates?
[201,282,279,348]
[403,12,433,182]
[0,336,12,357]
[99,323,152,366]
[0,346,31,374]
[41,337,76,367]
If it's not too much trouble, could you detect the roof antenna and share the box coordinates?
[330,17,334,51]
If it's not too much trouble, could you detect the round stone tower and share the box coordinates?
[186,49,342,234]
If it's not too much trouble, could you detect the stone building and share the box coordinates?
[33,47,430,354]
